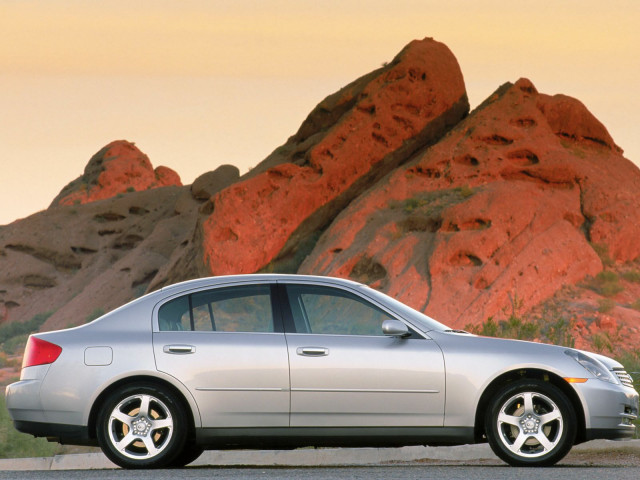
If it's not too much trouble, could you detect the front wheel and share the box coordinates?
[96,383,188,469]
[485,379,576,467]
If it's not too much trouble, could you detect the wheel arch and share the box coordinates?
[87,375,199,443]
[473,368,586,444]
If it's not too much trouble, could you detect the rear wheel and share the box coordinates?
[169,441,204,467]
[97,383,188,469]
[485,379,576,467]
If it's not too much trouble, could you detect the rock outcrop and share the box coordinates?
[1,161,238,332]
[200,38,469,275]
[299,79,640,327]
[1,38,640,361]
[2,187,187,331]
[51,141,182,206]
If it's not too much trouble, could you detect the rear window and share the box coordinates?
[158,284,274,333]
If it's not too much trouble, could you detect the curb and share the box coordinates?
[0,439,638,471]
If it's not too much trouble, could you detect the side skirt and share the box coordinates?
[195,426,475,449]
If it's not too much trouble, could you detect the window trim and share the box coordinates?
[153,281,285,334]
[276,281,421,338]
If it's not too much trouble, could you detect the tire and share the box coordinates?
[169,441,204,467]
[484,379,576,467]
[96,383,188,469]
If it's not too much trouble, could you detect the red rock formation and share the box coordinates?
[3,37,640,371]
[201,38,469,275]
[300,79,640,327]
[51,141,181,206]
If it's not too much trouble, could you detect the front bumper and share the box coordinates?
[585,427,636,441]
[574,378,638,440]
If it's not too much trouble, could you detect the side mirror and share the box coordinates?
[382,319,410,338]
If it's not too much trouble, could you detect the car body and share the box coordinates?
[5,274,639,468]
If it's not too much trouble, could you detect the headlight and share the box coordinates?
[565,349,618,384]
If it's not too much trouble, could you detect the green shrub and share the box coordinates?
[0,312,53,345]
[592,331,613,353]
[467,317,499,337]
[539,313,575,348]
[465,315,540,342]
[459,185,474,198]
[1,334,28,355]
[403,197,426,213]
[590,243,614,267]
[394,187,476,215]
[597,298,616,313]
[504,313,540,340]
[586,271,624,297]
[86,308,105,323]
[622,270,640,283]
[0,352,20,369]
[617,350,640,374]
[466,304,575,348]
[0,396,59,459]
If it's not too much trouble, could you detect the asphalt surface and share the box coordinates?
[0,465,639,480]
[0,440,639,478]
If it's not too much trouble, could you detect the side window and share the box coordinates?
[158,284,275,333]
[158,296,191,331]
[192,285,273,333]
[285,284,393,336]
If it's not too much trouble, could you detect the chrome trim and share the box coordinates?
[296,347,329,356]
[620,414,637,421]
[163,344,195,354]
[613,369,634,388]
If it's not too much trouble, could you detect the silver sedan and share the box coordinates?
[5,274,638,468]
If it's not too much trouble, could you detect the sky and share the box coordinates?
[0,0,638,225]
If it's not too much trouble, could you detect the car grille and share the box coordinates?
[613,368,634,388]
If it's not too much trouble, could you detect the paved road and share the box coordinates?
[1,465,639,480]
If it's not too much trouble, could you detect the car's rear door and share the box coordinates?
[152,282,290,428]
[280,281,445,427]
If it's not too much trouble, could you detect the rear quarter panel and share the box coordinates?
[35,296,201,428]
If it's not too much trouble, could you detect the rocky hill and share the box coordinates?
[2,37,640,374]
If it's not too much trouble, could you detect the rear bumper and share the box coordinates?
[5,377,47,423]
[6,370,94,446]
[13,420,95,446]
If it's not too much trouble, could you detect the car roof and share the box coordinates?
[159,274,364,296]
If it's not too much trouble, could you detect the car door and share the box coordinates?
[280,282,445,427]
[152,282,290,428]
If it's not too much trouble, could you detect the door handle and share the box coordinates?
[296,347,329,357]
[163,345,196,354]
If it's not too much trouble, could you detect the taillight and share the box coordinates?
[22,336,62,368]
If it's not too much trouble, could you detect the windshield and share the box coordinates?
[359,285,450,332]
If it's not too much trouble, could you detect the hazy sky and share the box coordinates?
[1,0,638,225]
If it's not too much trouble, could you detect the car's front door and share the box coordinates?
[280,282,445,427]
[152,282,290,428]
